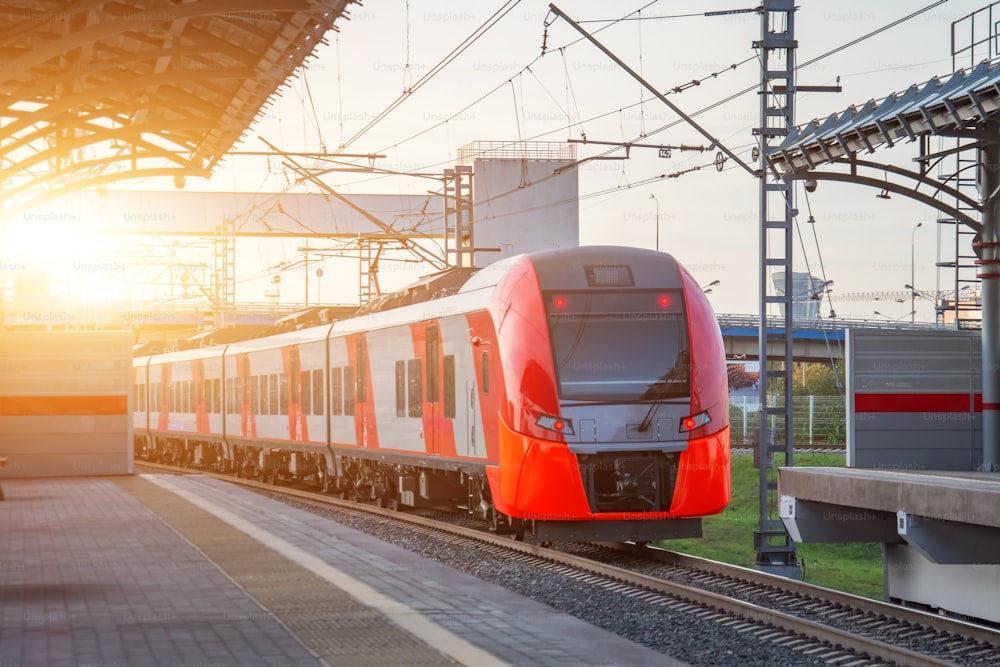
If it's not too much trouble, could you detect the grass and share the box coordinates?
[659,453,885,599]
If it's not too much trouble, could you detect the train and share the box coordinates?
[132,245,731,542]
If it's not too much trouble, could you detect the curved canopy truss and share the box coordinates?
[0,0,355,219]
[768,59,1000,181]
[766,58,1000,238]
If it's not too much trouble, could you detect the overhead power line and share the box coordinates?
[337,0,523,152]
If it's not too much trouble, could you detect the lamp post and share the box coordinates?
[910,222,922,324]
[649,193,659,252]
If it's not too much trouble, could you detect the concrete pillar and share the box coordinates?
[977,126,1000,472]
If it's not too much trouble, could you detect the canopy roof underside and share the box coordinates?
[0,0,354,214]
[769,60,1000,174]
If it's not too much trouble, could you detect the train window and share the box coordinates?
[343,366,355,416]
[312,369,324,416]
[481,352,489,395]
[139,384,146,411]
[300,370,312,415]
[407,359,422,418]
[395,361,406,417]
[185,381,192,412]
[203,380,211,413]
[250,376,259,413]
[172,383,178,412]
[269,374,279,415]
[356,338,368,403]
[226,378,234,414]
[426,325,439,402]
[330,367,343,416]
[213,379,221,414]
[279,373,289,415]
[260,376,269,415]
[443,355,455,419]
[234,377,243,413]
[546,290,690,401]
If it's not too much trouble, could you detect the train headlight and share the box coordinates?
[679,410,711,433]
[536,414,575,436]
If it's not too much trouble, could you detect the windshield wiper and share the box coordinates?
[637,351,690,433]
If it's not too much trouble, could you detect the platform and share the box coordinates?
[778,466,1000,623]
[0,473,680,666]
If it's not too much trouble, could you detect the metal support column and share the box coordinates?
[212,218,235,329]
[358,238,381,306]
[445,165,474,268]
[754,0,799,576]
[943,7,991,328]
[977,126,1000,470]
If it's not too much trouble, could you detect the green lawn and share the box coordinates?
[660,453,885,599]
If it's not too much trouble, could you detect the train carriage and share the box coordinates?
[133,246,730,542]
[135,346,225,462]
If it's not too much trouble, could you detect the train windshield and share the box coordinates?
[546,291,690,401]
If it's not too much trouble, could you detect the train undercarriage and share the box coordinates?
[134,434,530,538]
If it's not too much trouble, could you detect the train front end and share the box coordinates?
[487,246,730,542]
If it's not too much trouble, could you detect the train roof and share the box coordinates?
[134,246,683,364]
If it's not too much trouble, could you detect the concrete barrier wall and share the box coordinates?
[0,331,133,477]
[847,329,982,470]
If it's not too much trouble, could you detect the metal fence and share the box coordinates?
[729,395,846,446]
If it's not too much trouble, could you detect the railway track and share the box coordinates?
[137,461,999,666]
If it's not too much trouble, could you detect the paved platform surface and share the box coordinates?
[0,473,682,666]
[778,466,1000,527]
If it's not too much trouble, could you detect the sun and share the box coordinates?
[0,215,129,306]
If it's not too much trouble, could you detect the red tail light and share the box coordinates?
[537,413,575,435]
[679,410,710,433]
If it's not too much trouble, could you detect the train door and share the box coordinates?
[425,325,440,454]
[424,323,460,458]
[287,346,303,441]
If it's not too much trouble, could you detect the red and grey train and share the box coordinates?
[133,245,731,542]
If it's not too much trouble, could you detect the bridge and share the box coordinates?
[716,314,961,361]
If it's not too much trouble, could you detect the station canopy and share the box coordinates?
[0,0,355,217]
[768,59,1000,175]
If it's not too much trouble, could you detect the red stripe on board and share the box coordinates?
[983,402,1000,411]
[855,392,981,413]
[0,395,128,416]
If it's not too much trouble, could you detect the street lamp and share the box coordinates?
[648,193,659,252]
[910,222,922,324]
[702,279,720,294]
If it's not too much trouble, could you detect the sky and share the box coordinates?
[3,0,996,322]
